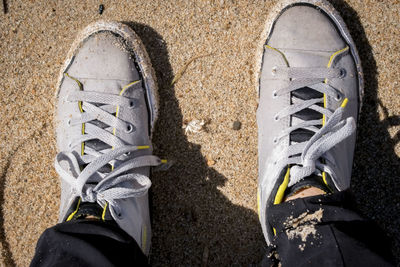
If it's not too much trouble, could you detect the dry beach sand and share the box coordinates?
[0,0,399,266]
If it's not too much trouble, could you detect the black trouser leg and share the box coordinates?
[30,191,394,266]
[30,220,149,267]
[261,190,395,267]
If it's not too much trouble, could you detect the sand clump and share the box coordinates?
[285,208,323,243]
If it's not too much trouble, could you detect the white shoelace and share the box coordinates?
[55,86,163,216]
[272,66,356,187]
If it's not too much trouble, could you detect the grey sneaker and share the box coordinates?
[256,0,363,243]
[54,21,162,255]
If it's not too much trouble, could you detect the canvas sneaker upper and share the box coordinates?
[54,21,161,255]
[257,0,363,243]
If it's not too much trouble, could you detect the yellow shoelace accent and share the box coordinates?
[66,198,81,222]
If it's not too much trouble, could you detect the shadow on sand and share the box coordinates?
[124,22,265,266]
[329,0,400,263]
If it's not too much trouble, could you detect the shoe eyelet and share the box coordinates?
[68,142,72,149]
[273,137,278,144]
[335,93,343,101]
[272,90,278,99]
[124,152,131,157]
[339,68,346,78]
[274,115,279,121]
[128,100,135,109]
[125,123,134,133]
[272,66,277,76]
[67,119,71,126]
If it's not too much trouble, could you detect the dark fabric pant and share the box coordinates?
[30,220,149,267]
[31,191,394,267]
[262,190,394,266]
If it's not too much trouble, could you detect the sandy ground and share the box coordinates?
[0,0,399,266]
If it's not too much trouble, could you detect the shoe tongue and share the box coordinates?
[73,77,127,159]
[285,173,331,199]
[75,78,136,175]
[72,78,151,179]
[283,50,332,144]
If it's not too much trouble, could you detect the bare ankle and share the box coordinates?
[285,187,326,202]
